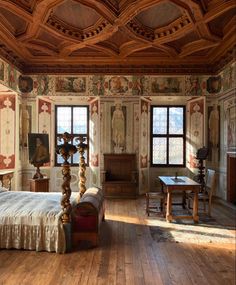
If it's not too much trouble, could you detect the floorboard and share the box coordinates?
[0,197,235,285]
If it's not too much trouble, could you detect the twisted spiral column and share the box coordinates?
[56,132,77,224]
[77,136,87,197]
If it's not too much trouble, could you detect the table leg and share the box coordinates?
[193,189,199,223]
[166,190,172,222]
[182,191,186,209]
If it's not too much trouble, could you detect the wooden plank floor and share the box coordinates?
[0,197,235,285]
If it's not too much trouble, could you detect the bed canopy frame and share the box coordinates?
[56,132,88,225]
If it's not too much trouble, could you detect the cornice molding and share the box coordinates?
[0,43,25,70]
[1,44,235,75]
[22,63,213,75]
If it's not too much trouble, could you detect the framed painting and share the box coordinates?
[28,133,50,165]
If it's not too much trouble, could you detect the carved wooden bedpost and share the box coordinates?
[56,132,77,224]
[76,135,87,197]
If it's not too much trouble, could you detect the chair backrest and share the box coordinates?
[205,169,216,198]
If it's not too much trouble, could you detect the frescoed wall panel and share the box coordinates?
[187,97,205,170]
[207,104,220,163]
[224,96,236,150]
[38,99,52,166]
[0,95,15,169]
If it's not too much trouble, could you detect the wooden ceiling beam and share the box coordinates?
[59,25,119,56]
[18,0,65,41]
[88,44,119,57]
[0,1,33,23]
[119,41,152,57]
[153,44,178,57]
[22,42,58,56]
[153,23,194,45]
[206,24,236,63]
[203,0,236,23]
[179,39,219,58]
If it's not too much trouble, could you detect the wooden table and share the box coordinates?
[158,176,201,223]
[0,170,14,190]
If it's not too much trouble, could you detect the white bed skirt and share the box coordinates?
[0,190,68,253]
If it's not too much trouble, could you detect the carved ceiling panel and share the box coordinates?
[52,0,101,29]
[0,7,28,36]
[135,2,182,29]
[0,0,235,74]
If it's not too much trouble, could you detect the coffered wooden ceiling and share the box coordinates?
[0,0,235,74]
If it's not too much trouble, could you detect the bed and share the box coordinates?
[0,133,105,253]
[0,188,78,253]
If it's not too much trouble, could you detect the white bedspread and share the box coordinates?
[0,190,75,253]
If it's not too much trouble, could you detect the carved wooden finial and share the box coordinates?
[76,135,88,198]
[56,132,77,224]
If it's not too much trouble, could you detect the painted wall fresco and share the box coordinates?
[185,76,206,96]
[207,76,222,94]
[0,61,4,81]
[18,75,33,93]
[0,56,235,198]
[1,57,234,98]
[222,63,235,91]
[0,57,235,99]
[19,103,31,148]
[90,76,105,96]
[0,95,15,169]
[89,99,100,187]
[207,104,220,163]
[38,99,52,166]
[90,99,99,167]
[140,100,149,168]
[151,77,183,94]
[224,96,236,150]
[55,77,86,93]
[38,99,51,134]
[187,97,205,169]
[8,65,18,91]
[37,75,51,95]
[111,101,126,153]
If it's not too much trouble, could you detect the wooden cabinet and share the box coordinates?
[102,154,138,198]
[30,178,49,192]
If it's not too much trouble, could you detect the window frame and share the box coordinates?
[55,105,89,167]
[150,105,186,167]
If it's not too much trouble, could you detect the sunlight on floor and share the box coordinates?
[106,213,236,246]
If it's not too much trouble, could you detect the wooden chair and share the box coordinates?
[146,190,166,216]
[187,169,216,216]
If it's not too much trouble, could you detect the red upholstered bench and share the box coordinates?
[72,187,105,247]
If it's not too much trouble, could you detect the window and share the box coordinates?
[55,105,89,166]
[151,106,185,167]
